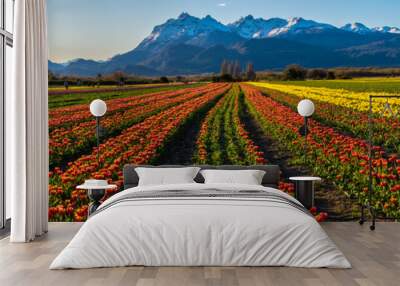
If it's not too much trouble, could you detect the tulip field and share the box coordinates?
[48,80,400,222]
[194,84,266,165]
[250,82,400,153]
[268,77,400,93]
[248,81,400,219]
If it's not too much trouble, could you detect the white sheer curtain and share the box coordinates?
[7,0,48,242]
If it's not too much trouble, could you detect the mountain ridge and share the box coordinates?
[49,13,400,76]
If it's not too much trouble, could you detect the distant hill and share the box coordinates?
[49,13,400,76]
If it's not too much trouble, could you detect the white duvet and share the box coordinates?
[50,183,351,269]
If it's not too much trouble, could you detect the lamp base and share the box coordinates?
[294,180,315,209]
[87,188,106,215]
[298,124,309,136]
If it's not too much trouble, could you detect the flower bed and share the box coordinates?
[241,84,400,219]
[194,84,265,165]
[49,83,231,221]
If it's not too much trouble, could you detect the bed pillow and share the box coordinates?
[135,167,201,186]
[200,169,266,185]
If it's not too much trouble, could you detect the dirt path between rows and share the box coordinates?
[239,94,355,220]
[153,95,223,165]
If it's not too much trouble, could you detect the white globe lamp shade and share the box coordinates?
[297,99,315,117]
[90,99,107,117]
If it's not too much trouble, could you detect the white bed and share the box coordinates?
[50,183,351,269]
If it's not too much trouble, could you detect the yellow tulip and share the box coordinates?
[249,82,400,116]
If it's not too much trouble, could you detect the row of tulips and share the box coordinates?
[48,83,179,96]
[195,88,227,163]
[234,88,267,165]
[194,84,265,165]
[250,82,400,115]
[241,84,400,219]
[194,85,326,220]
[49,84,224,169]
[254,86,400,154]
[49,83,231,221]
[49,84,206,128]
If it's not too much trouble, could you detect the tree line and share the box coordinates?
[212,60,256,82]
[49,63,400,86]
[257,65,400,81]
[48,71,189,87]
[215,61,400,82]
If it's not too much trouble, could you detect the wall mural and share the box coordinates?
[47,2,400,222]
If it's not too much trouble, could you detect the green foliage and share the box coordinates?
[307,69,328,80]
[283,64,307,81]
[220,60,242,80]
[160,76,169,83]
[246,63,256,81]
[194,84,264,165]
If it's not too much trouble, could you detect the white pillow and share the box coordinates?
[135,167,201,186]
[200,169,266,185]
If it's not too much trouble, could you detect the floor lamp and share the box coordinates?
[360,95,400,231]
[90,99,107,165]
[85,99,108,216]
[297,99,315,163]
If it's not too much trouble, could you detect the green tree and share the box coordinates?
[307,69,328,80]
[283,64,307,80]
[233,60,241,79]
[112,71,127,85]
[327,71,336,80]
[220,60,229,76]
[246,63,256,81]
[96,73,102,87]
[160,76,169,83]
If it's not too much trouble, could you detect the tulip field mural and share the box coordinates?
[47,79,400,222]
[47,4,400,222]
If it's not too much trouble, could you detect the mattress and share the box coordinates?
[50,183,351,269]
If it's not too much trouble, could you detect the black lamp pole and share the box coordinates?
[304,116,308,164]
[90,99,107,167]
[297,99,314,165]
[96,116,100,166]
[360,94,400,231]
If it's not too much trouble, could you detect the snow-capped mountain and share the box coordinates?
[138,12,228,49]
[49,13,400,76]
[372,26,400,34]
[268,17,336,37]
[341,23,371,34]
[138,13,400,47]
[341,23,400,35]
[228,15,287,38]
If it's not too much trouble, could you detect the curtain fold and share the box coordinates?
[7,0,49,242]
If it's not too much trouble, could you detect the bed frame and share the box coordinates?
[123,165,281,190]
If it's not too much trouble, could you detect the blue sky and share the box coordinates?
[47,0,400,62]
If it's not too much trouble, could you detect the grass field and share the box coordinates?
[48,80,400,222]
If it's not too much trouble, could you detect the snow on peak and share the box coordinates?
[140,13,228,48]
[372,26,400,34]
[138,13,400,50]
[341,22,400,34]
[228,16,287,39]
[268,17,335,37]
[341,22,400,35]
[287,17,304,27]
[341,22,371,34]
